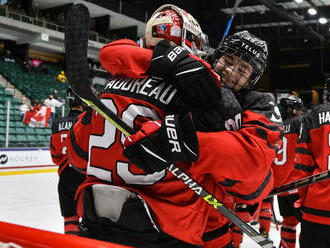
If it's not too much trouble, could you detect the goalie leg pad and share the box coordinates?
[82,185,156,233]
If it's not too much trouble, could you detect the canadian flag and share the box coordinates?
[23,106,52,128]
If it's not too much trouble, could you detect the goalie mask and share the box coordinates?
[213,31,268,91]
[145,4,209,57]
[280,95,303,120]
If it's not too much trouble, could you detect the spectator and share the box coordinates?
[21,60,31,73]
[4,50,15,63]
[18,100,29,121]
[57,71,67,83]
[44,94,64,124]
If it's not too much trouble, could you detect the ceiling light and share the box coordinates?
[295,0,303,3]
[319,17,328,24]
[307,8,317,15]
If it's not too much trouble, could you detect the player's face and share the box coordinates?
[214,54,253,92]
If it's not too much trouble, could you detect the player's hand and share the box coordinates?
[123,113,199,174]
[148,40,222,111]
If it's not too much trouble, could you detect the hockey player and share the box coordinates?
[293,81,330,248]
[50,88,86,235]
[67,5,282,248]
[272,95,303,248]
[210,30,283,247]
[111,29,281,247]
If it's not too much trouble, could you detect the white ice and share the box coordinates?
[0,172,300,247]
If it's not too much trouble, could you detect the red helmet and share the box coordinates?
[145,4,209,57]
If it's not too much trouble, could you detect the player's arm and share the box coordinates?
[99,39,152,78]
[194,124,277,205]
[291,114,314,201]
[67,108,93,173]
[50,133,65,166]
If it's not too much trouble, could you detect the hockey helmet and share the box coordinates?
[213,31,268,90]
[280,94,303,118]
[145,4,209,56]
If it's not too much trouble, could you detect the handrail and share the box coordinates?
[0,4,110,44]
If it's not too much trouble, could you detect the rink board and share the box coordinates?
[0,148,56,175]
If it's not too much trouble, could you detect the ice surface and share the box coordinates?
[0,172,300,247]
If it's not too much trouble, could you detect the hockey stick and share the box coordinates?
[268,170,330,197]
[220,0,243,44]
[65,4,274,248]
[270,200,279,231]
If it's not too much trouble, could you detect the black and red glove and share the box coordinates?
[123,113,199,174]
[148,40,222,111]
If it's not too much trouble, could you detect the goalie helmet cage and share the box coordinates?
[0,221,130,248]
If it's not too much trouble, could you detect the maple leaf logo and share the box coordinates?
[33,113,45,122]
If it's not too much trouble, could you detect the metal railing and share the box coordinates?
[0,4,111,44]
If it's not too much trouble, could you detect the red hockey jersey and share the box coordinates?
[99,39,283,205]
[294,104,330,225]
[272,116,302,196]
[66,39,283,245]
[50,110,83,175]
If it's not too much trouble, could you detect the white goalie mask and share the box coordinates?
[145,4,209,57]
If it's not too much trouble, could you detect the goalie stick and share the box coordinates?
[65,4,274,248]
[268,170,330,197]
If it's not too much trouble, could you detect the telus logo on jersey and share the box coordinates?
[164,115,181,153]
[105,77,178,105]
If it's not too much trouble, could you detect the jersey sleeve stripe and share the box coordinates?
[225,169,272,201]
[69,126,88,162]
[294,163,315,173]
[243,120,283,132]
[295,147,312,155]
[219,178,240,187]
[51,154,61,159]
[202,223,230,242]
[303,206,330,218]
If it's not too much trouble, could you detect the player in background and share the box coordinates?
[293,80,330,248]
[271,95,303,248]
[50,88,86,235]
[248,95,304,246]
[67,5,282,248]
[210,30,283,247]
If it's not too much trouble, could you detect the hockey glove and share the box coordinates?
[123,113,199,174]
[148,40,222,111]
